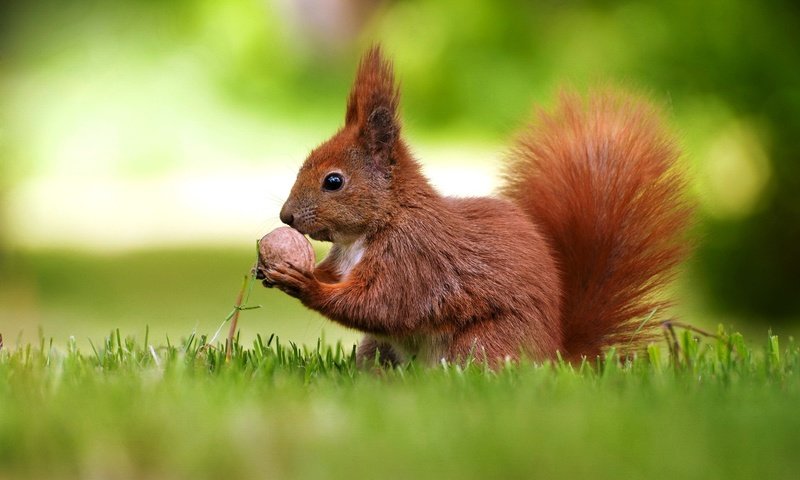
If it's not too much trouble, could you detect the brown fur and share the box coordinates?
[266,46,692,366]
[502,91,693,360]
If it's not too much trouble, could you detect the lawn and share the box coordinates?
[0,324,797,480]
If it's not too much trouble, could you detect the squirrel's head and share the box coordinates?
[279,46,404,243]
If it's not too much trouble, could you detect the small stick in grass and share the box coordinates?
[660,319,716,366]
[662,320,681,363]
[660,319,717,339]
[225,264,259,361]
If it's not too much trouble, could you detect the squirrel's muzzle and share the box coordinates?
[279,204,294,227]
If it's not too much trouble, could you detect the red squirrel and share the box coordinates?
[261,46,692,366]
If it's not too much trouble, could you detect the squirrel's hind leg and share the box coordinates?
[448,313,560,367]
[356,335,402,368]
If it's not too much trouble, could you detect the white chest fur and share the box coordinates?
[333,237,366,279]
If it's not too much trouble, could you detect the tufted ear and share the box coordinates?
[364,105,397,166]
[345,45,401,167]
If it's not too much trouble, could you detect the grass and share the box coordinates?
[1,250,798,478]
[0,325,798,480]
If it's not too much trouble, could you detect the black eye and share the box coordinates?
[322,173,344,191]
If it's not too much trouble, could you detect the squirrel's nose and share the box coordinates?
[279,206,294,226]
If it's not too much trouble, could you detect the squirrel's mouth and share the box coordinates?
[290,223,328,242]
[309,229,332,242]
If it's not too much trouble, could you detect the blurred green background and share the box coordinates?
[1,0,799,348]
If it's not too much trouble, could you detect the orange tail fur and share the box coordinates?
[502,90,693,359]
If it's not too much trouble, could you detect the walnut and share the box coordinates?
[257,227,315,275]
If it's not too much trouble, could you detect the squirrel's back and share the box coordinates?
[502,90,693,360]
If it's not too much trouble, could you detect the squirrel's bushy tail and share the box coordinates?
[502,90,693,360]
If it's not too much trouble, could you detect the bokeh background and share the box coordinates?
[1,0,798,348]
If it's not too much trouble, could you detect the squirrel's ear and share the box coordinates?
[345,45,400,166]
[363,105,397,166]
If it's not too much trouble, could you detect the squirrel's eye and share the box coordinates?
[322,173,344,191]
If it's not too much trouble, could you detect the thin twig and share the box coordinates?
[660,319,717,368]
[225,272,248,361]
[661,326,673,357]
[660,319,718,339]
[663,320,680,365]
[225,263,260,361]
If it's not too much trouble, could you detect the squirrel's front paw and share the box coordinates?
[255,265,274,287]
[264,262,319,301]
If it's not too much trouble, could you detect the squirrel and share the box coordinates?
[260,45,692,367]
